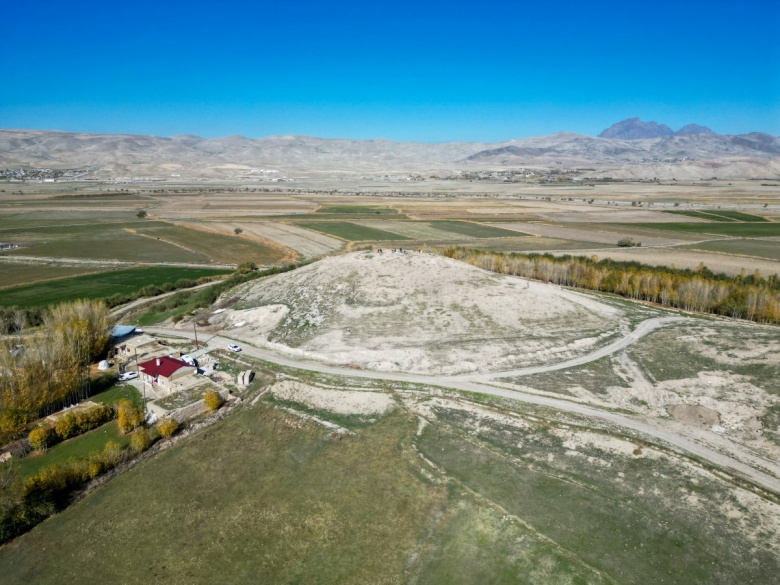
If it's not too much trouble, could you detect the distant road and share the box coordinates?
[144,319,780,495]
[110,280,225,318]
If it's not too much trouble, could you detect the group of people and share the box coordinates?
[376,248,425,254]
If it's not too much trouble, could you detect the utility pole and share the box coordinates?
[193,322,199,350]
[135,347,146,414]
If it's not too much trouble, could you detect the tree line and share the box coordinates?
[0,300,111,443]
[439,247,780,324]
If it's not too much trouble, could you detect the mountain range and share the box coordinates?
[1,119,778,181]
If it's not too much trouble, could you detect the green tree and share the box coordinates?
[29,426,55,451]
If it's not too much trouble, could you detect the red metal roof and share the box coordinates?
[138,356,193,378]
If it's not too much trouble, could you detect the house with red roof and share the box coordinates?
[137,356,196,392]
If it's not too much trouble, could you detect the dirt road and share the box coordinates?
[144,321,780,494]
[464,316,689,381]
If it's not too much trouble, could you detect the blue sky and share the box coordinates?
[1,0,778,141]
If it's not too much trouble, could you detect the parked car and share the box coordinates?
[227,344,242,352]
[181,354,197,366]
[119,371,138,381]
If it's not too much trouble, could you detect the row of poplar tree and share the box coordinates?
[0,300,111,443]
[440,247,780,324]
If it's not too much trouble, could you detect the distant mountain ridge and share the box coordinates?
[598,117,716,140]
[0,122,778,180]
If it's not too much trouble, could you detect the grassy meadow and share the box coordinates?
[0,266,229,308]
[1,388,776,584]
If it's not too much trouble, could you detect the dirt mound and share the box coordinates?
[667,404,720,427]
[226,251,627,375]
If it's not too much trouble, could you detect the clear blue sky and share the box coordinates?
[1,0,778,142]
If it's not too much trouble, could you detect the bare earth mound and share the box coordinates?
[216,251,626,375]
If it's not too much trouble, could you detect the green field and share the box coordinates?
[91,384,143,408]
[1,219,285,265]
[429,220,527,238]
[0,263,107,289]
[704,210,768,222]
[295,221,413,241]
[15,420,130,480]
[316,205,399,215]
[625,222,780,237]
[1,391,775,584]
[681,239,780,261]
[0,408,449,584]
[297,219,525,242]
[664,210,768,222]
[0,266,229,308]
[133,224,286,265]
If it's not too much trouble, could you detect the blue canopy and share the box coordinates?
[110,325,136,339]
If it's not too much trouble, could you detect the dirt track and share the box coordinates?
[145,320,780,495]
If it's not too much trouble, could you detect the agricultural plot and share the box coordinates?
[631,222,780,237]
[489,222,689,246]
[680,239,780,261]
[459,236,612,253]
[293,221,412,241]
[132,224,286,265]
[0,262,108,289]
[1,218,285,265]
[0,266,229,308]
[428,220,527,238]
[2,221,208,263]
[546,246,780,277]
[701,210,768,222]
[661,210,768,222]
[351,220,476,241]
[316,205,401,216]
[176,221,342,259]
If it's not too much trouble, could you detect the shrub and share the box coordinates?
[116,399,144,434]
[74,404,114,434]
[28,426,55,451]
[203,389,223,411]
[102,440,125,467]
[54,413,78,440]
[139,284,163,297]
[129,428,152,454]
[617,237,641,247]
[156,418,179,439]
[86,452,106,479]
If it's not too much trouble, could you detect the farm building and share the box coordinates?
[137,356,196,392]
[114,334,159,358]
